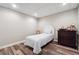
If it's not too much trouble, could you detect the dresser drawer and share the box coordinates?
[58,29,77,49]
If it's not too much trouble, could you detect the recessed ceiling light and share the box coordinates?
[34,13,38,17]
[62,3,67,6]
[12,4,17,8]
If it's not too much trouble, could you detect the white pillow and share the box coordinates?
[43,26,54,34]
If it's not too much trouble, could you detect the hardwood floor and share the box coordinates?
[0,42,79,55]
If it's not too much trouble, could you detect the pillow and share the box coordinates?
[43,28,51,34]
[43,26,54,34]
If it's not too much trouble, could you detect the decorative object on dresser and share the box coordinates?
[58,29,78,49]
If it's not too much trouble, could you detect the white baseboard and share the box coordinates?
[0,40,25,49]
[54,39,58,42]
[0,39,58,49]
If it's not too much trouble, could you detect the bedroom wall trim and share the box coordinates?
[0,40,25,49]
[39,8,78,19]
[53,39,58,42]
[0,5,36,18]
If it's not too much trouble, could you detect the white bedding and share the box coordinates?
[24,33,53,54]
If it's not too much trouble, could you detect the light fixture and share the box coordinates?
[34,13,38,17]
[12,4,17,8]
[62,3,67,6]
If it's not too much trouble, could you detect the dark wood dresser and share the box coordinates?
[58,29,78,49]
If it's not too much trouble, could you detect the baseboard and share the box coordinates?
[54,39,58,42]
[77,34,79,50]
[0,40,25,49]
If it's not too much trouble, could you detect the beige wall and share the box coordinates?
[39,9,78,41]
[0,7,37,47]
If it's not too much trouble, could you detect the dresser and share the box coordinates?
[58,29,78,49]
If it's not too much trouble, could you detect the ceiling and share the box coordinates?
[0,3,78,18]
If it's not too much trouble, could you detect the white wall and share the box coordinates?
[77,7,79,49]
[0,7,37,47]
[77,6,79,48]
[0,6,78,47]
[39,9,78,41]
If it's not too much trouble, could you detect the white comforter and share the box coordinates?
[24,33,53,54]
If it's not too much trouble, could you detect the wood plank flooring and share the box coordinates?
[0,42,79,55]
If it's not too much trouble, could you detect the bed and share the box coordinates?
[24,26,54,54]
